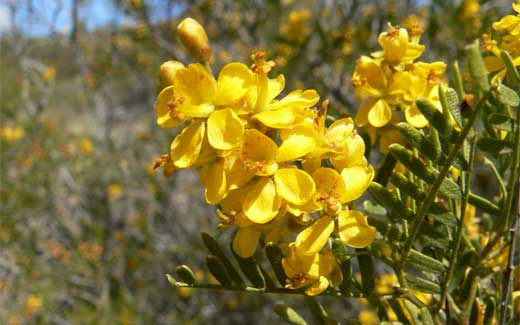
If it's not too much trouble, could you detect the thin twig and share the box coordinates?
[499,177,519,325]
[399,90,493,279]
[170,281,364,298]
[435,136,477,315]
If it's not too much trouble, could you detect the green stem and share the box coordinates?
[502,104,520,231]
[400,90,492,267]
[171,282,365,298]
[435,137,477,315]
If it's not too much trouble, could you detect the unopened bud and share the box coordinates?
[177,18,211,63]
[157,60,184,92]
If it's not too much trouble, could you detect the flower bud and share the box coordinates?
[157,60,184,92]
[177,18,211,63]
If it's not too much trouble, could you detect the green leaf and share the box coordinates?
[466,40,490,92]
[500,50,520,83]
[231,247,266,288]
[388,298,411,324]
[175,265,196,285]
[427,203,458,227]
[338,259,352,295]
[274,304,308,325]
[201,232,246,288]
[389,144,462,199]
[362,200,387,215]
[374,153,397,186]
[408,249,447,273]
[404,273,441,294]
[496,84,519,107]
[483,297,496,325]
[304,296,330,325]
[419,307,434,325]
[331,238,350,263]
[390,173,427,201]
[166,274,177,286]
[487,113,514,132]
[206,255,233,287]
[397,123,440,161]
[368,182,414,221]
[439,177,463,199]
[357,252,375,293]
[477,137,514,155]
[468,193,502,216]
[389,144,436,183]
[445,87,463,128]
[366,215,403,241]
[418,223,450,249]
[452,61,465,99]
[416,99,457,141]
[265,242,287,286]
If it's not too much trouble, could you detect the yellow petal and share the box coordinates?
[367,99,392,128]
[215,63,253,106]
[354,99,375,127]
[240,129,278,176]
[243,178,281,224]
[269,89,319,110]
[223,153,255,191]
[340,165,374,202]
[274,168,316,205]
[200,159,227,205]
[353,56,387,94]
[483,55,505,73]
[220,186,248,214]
[268,74,285,101]
[331,135,366,169]
[277,124,318,161]
[378,27,409,64]
[302,157,322,174]
[324,117,356,153]
[174,63,216,104]
[254,107,307,129]
[388,71,412,96]
[313,167,347,200]
[338,210,375,248]
[155,86,184,128]
[207,108,244,150]
[170,120,205,168]
[232,228,261,258]
[305,276,329,296]
[178,103,215,118]
[295,216,334,255]
[404,104,429,128]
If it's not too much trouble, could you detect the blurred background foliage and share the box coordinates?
[0,0,515,323]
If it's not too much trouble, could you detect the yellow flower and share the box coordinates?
[24,294,43,316]
[108,183,123,199]
[338,210,375,248]
[312,167,374,215]
[282,243,341,296]
[352,22,446,150]
[376,26,424,65]
[358,310,380,325]
[177,18,212,63]
[483,2,520,82]
[492,1,520,36]
[0,126,24,142]
[43,65,56,81]
[78,138,95,155]
[279,9,312,43]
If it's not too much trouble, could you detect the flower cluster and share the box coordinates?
[154,18,376,295]
[351,23,447,152]
[482,1,520,82]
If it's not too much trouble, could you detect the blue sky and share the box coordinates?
[0,0,134,36]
